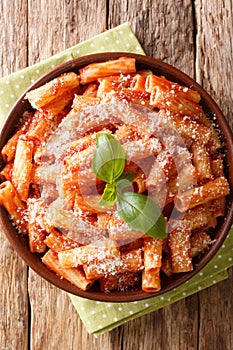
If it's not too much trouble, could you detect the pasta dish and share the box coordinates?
[0,57,230,293]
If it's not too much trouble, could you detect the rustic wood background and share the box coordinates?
[0,1,232,349]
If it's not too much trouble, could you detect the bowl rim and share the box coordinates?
[0,52,233,302]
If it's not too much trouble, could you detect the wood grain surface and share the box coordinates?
[0,1,232,349]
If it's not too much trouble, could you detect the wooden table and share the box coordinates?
[0,1,232,349]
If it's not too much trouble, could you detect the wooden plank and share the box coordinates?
[0,0,28,76]
[0,240,28,350]
[0,1,29,350]
[195,2,233,349]
[198,268,233,350]
[27,0,107,64]
[121,297,198,350]
[108,0,196,76]
[195,0,233,128]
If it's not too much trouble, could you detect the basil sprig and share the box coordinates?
[92,133,167,238]
[99,183,117,206]
[92,133,126,183]
[117,192,166,238]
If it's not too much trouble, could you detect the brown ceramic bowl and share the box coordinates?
[0,52,233,302]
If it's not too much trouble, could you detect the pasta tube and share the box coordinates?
[169,222,193,273]
[0,181,27,233]
[42,250,95,291]
[174,177,230,212]
[26,72,80,109]
[79,57,136,84]
[12,137,34,201]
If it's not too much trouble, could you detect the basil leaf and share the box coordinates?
[99,183,117,206]
[92,133,126,183]
[117,192,167,238]
[116,172,135,192]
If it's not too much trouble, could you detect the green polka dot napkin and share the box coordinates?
[0,22,232,337]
